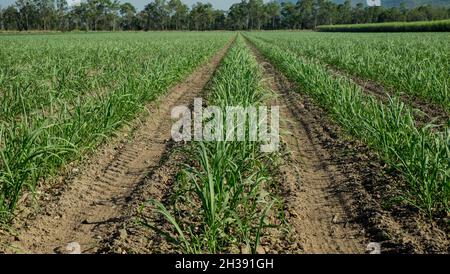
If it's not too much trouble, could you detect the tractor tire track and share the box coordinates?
[246,39,367,254]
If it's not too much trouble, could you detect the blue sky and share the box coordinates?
[0,0,249,10]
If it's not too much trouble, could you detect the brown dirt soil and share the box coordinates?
[101,139,186,254]
[0,40,233,254]
[246,39,449,254]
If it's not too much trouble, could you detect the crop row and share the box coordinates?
[143,36,281,254]
[250,32,450,112]
[245,34,449,216]
[317,19,450,32]
[0,32,232,221]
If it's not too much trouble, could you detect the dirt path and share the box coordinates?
[4,40,232,254]
[246,42,367,254]
[246,39,449,254]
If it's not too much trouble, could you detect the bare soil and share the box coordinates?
[0,40,232,254]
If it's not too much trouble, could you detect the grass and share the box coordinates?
[249,31,450,111]
[317,19,450,32]
[141,36,282,254]
[246,34,449,217]
[1,30,448,252]
[0,32,233,221]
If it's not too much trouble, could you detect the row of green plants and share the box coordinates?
[250,32,450,112]
[245,35,449,217]
[0,32,232,221]
[0,33,228,122]
[317,19,450,32]
[142,36,281,254]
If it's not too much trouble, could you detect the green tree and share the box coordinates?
[265,1,281,29]
[0,7,4,30]
[316,0,336,26]
[34,0,55,30]
[407,7,428,21]
[168,0,188,30]
[85,0,117,31]
[56,0,68,31]
[109,0,120,31]
[16,0,38,30]
[68,2,88,30]
[297,0,314,29]
[87,0,101,30]
[212,9,226,29]
[281,2,299,29]
[143,0,169,30]
[2,6,20,30]
[352,3,366,24]
[337,0,352,24]
[190,2,214,30]
[378,7,403,22]
[227,1,248,30]
[119,2,136,30]
[248,0,265,29]
[1,0,449,32]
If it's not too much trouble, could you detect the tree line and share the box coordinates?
[1,0,449,31]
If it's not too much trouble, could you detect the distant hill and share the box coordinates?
[277,0,450,8]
